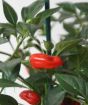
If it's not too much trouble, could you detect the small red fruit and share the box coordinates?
[30,53,64,69]
[19,90,41,105]
[61,97,80,105]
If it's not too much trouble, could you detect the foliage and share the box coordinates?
[0,0,88,105]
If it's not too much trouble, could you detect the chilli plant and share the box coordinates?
[0,0,88,105]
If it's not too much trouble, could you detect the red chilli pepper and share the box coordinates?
[19,90,41,105]
[61,97,80,105]
[30,53,64,69]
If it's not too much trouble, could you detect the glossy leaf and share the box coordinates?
[79,68,88,81]
[26,72,49,83]
[0,23,14,29]
[55,39,80,55]
[79,48,88,68]
[75,3,88,13]
[44,41,54,51]
[30,7,60,24]
[21,0,45,22]
[66,46,88,71]
[63,23,77,35]
[0,94,18,105]
[44,86,66,105]
[3,1,18,25]
[17,22,29,36]
[17,22,39,36]
[0,28,5,34]
[0,23,16,38]
[26,72,52,94]
[0,38,8,45]
[58,2,76,13]
[59,11,74,22]
[80,25,88,39]
[55,74,88,102]
[31,44,42,51]
[0,79,24,87]
[27,24,39,35]
[0,58,21,80]
[3,28,16,38]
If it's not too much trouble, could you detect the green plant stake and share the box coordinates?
[45,0,51,55]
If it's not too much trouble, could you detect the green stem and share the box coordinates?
[75,13,83,28]
[0,51,11,56]
[45,83,47,96]
[0,73,5,94]
[45,0,51,55]
[41,97,44,105]
[18,75,37,91]
[76,56,80,77]
[0,87,4,94]
[8,37,25,60]
[9,40,14,51]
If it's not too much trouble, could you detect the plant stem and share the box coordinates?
[0,51,11,56]
[8,37,25,60]
[18,75,37,91]
[45,0,51,55]
[0,87,4,94]
[41,97,44,105]
[9,40,14,51]
[75,13,83,28]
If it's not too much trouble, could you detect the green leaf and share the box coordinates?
[3,1,18,25]
[24,43,42,52]
[26,72,49,83]
[17,22,29,36]
[44,86,66,105]
[79,48,88,68]
[44,41,54,51]
[21,0,45,22]
[30,7,60,24]
[0,38,8,45]
[58,2,76,13]
[17,22,39,36]
[79,68,88,81]
[75,3,88,13]
[0,79,24,87]
[61,51,79,57]
[80,25,88,39]
[26,72,52,94]
[0,94,18,105]
[63,23,77,35]
[59,11,74,22]
[55,74,88,102]
[0,23,16,38]
[55,39,80,55]
[0,23,14,29]
[66,46,88,70]
[27,24,39,36]
[3,28,16,38]
[0,58,21,80]
[0,28,5,35]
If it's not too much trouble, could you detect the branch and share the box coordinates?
[0,51,11,56]
[0,87,4,94]
[9,40,14,51]
[8,37,25,60]
[18,75,37,91]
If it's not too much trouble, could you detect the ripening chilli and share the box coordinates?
[19,90,41,105]
[61,97,80,105]
[29,53,64,69]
